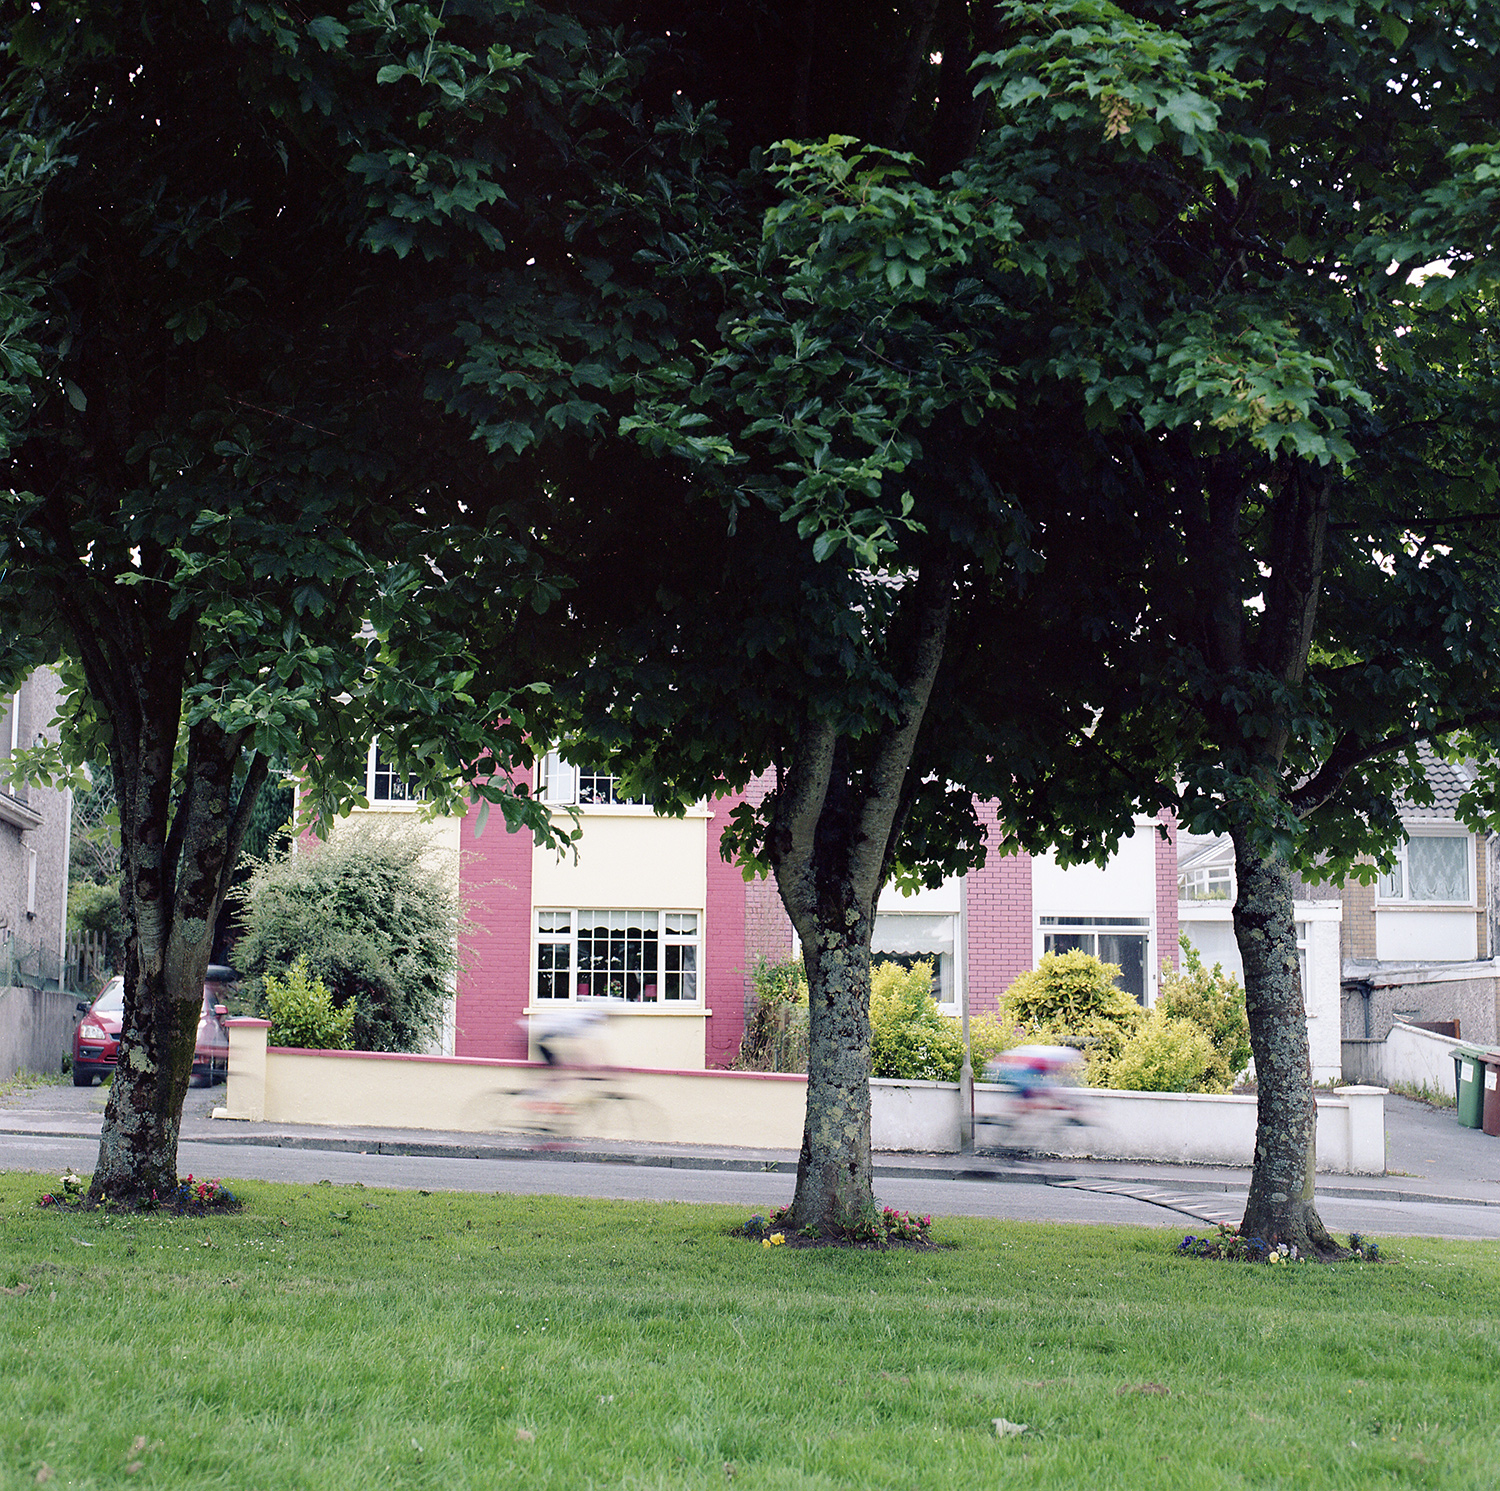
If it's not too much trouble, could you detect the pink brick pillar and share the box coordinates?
[1155,808,1180,983]
[705,788,751,1068]
[965,800,1034,1015]
[455,794,534,1061]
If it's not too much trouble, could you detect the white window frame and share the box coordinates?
[536,750,649,810]
[533,908,701,1005]
[1038,915,1152,1006]
[366,740,424,807]
[1375,828,1475,907]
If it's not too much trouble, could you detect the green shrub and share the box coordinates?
[737,956,810,1072]
[869,960,963,1082]
[1156,937,1252,1086]
[1104,1006,1222,1092]
[998,950,1143,1083]
[968,1009,1024,1071]
[265,957,355,1050]
[235,820,459,1052]
[66,877,123,971]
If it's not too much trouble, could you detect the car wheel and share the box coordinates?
[72,1068,93,1087]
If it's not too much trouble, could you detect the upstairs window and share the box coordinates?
[1378,833,1472,904]
[368,742,423,804]
[537,750,648,807]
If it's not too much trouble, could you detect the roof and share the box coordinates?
[1395,743,1479,819]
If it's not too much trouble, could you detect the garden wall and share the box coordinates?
[1342,1019,1461,1099]
[0,984,79,1081]
[217,1019,1385,1173]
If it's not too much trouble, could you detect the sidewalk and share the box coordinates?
[4,1084,1498,1210]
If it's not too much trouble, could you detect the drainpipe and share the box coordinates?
[59,784,73,985]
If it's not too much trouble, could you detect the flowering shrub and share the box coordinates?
[742,1205,932,1246]
[880,1207,932,1243]
[37,1172,86,1208]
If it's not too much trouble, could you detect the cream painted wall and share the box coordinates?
[214,1027,1386,1171]
[877,876,962,914]
[532,810,708,908]
[521,1006,708,1069]
[1030,825,1156,916]
[1375,908,1479,962]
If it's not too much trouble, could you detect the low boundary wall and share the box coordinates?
[1343,1019,1463,1099]
[0,985,80,1082]
[219,1020,1385,1173]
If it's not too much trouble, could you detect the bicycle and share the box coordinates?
[470,1070,663,1147]
[974,1046,1095,1158]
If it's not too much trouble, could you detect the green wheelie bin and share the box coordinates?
[1453,1044,1487,1129]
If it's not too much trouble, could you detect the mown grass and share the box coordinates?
[2,1171,1497,1489]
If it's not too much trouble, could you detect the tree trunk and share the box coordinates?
[791,914,876,1232]
[1231,828,1345,1259]
[87,709,266,1207]
[768,556,954,1238]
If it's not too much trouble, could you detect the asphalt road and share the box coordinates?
[5,1125,1499,1241]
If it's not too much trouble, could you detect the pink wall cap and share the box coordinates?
[224,1017,272,1030]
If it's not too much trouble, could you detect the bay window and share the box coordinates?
[535,909,699,1003]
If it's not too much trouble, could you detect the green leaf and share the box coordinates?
[64,380,86,411]
[306,16,349,51]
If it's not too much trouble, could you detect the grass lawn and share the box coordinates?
[2,1172,1497,1489]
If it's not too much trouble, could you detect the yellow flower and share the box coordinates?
[770,1233,785,1246]
[762,1237,772,1249]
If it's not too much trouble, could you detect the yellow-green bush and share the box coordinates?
[869,960,963,1082]
[1155,937,1252,1085]
[265,956,355,1051]
[998,950,1143,1082]
[968,1009,1024,1071]
[1104,1006,1223,1092]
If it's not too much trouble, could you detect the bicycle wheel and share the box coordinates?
[571,1083,668,1144]
[468,1085,574,1141]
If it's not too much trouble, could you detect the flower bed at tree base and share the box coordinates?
[37,1172,240,1216]
[1177,1223,1382,1264]
[737,1206,937,1250]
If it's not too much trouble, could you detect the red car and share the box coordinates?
[72,967,235,1087]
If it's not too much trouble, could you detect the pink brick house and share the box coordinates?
[353,748,1180,1068]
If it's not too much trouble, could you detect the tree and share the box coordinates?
[968,1,1500,1253]
[416,30,1174,1232]
[0,2,566,1205]
[234,820,460,1054]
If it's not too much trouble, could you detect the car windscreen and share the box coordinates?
[92,980,125,1016]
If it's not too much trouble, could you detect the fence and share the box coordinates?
[1,929,110,996]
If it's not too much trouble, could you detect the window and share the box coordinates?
[534,910,698,1003]
[1378,833,1472,904]
[1179,863,1233,901]
[369,742,423,804]
[576,768,643,806]
[537,750,647,807]
[1040,916,1150,1005]
[871,911,958,1006]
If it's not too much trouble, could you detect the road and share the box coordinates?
[5,1127,1499,1241]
